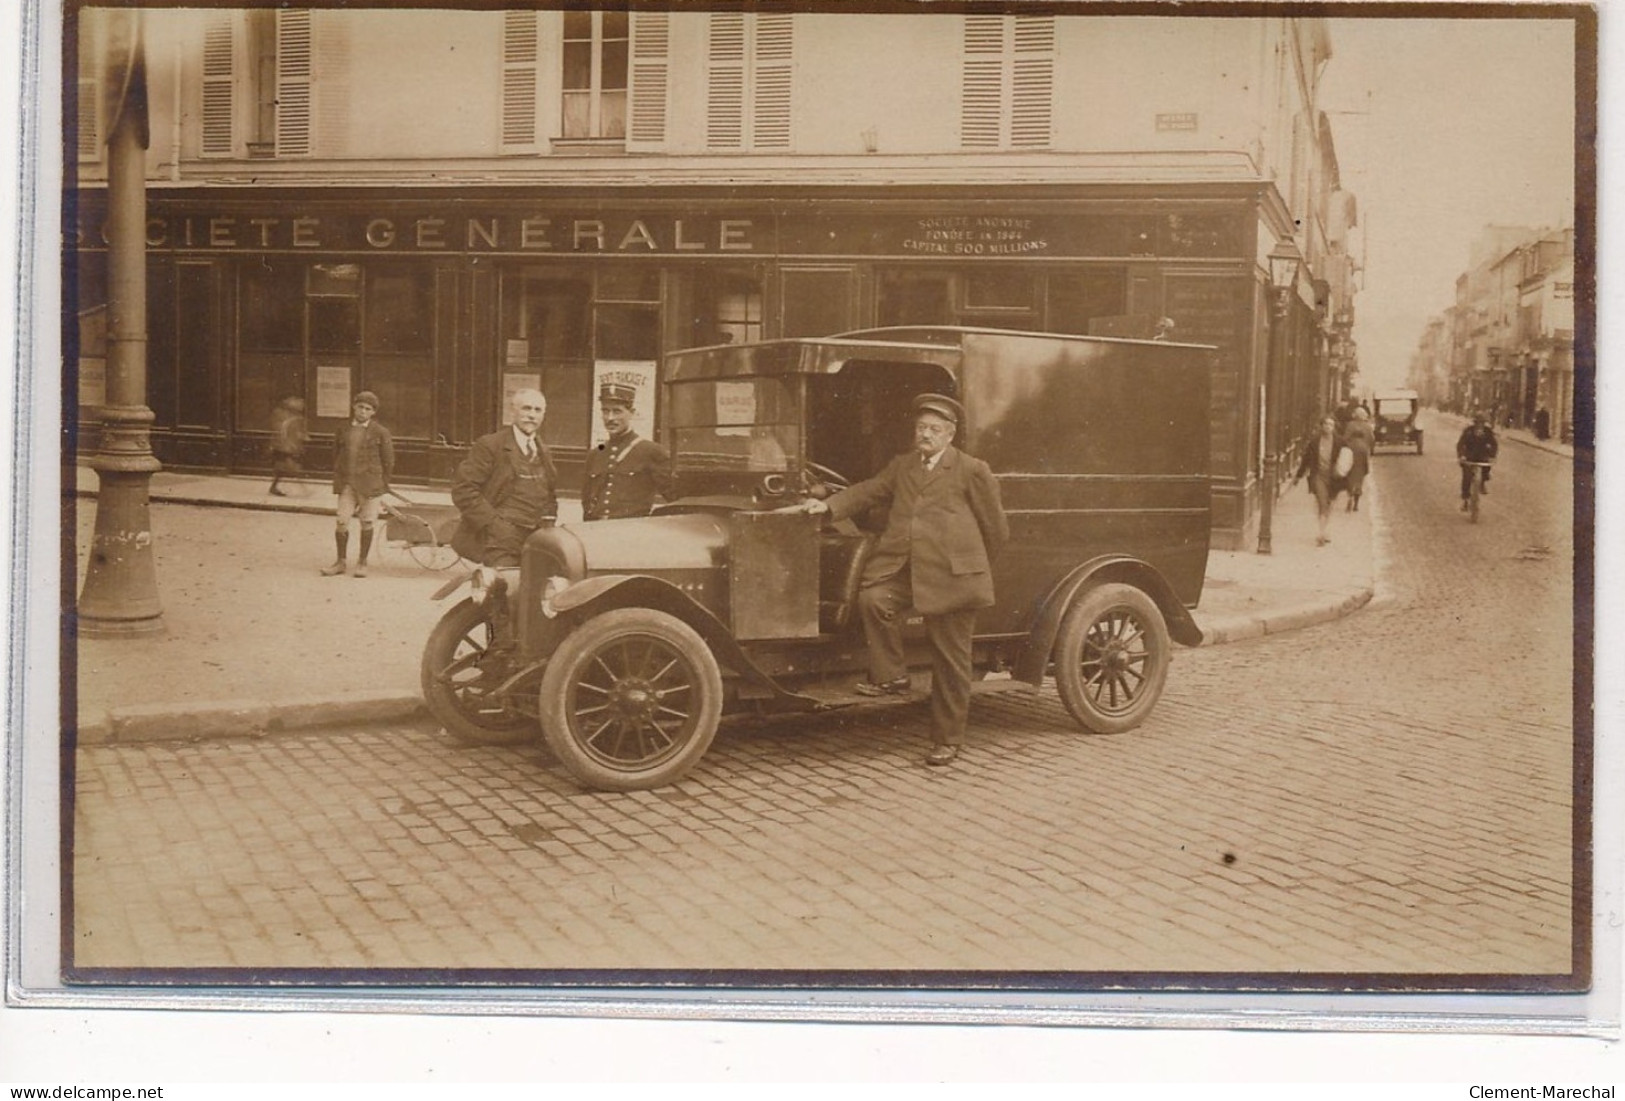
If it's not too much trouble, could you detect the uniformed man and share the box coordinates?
[582,381,674,521]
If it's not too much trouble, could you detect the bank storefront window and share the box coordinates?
[501,272,592,450]
[237,259,435,440]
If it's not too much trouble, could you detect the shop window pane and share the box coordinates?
[240,260,302,353]
[540,362,591,451]
[364,357,433,440]
[1046,269,1127,336]
[308,262,361,297]
[596,303,659,362]
[878,275,951,326]
[504,274,591,364]
[780,269,852,338]
[175,263,219,429]
[964,270,1034,310]
[309,297,360,355]
[146,261,177,427]
[598,267,660,301]
[366,266,432,354]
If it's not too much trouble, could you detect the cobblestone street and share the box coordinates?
[69,421,1577,982]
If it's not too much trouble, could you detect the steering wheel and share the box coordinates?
[804,461,851,492]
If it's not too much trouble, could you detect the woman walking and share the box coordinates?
[1341,405,1375,512]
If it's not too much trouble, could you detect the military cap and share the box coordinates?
[911,392,964,426]
[599,381,638,408]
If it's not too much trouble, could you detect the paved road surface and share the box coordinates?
[70,420,1578,980]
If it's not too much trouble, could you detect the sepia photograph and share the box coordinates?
[28,0,1608,1030]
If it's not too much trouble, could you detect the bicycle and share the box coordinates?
[1460,460,1494,523]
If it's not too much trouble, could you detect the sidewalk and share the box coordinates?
[70,463,1378,744]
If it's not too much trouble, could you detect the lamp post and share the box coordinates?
[77,11,165,636]
[1257,237,1303,556]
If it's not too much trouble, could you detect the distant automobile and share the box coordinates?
[1372,389,1423,454]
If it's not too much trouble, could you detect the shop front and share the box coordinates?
[70,184,1286,541]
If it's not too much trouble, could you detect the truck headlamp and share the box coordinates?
[541,575,572,619]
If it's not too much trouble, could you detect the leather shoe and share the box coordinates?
[925,745,959,767]
[853,676,910,697]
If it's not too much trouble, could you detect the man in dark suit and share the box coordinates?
[450,388,559,568]
[802,393,1009,766]
[582,381,674,521]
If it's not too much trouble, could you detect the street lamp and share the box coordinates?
[1257,237,1304,555]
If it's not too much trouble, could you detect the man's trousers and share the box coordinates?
[856,569,978,747]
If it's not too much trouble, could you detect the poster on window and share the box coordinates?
[589,360,657,447]
[315,366,352,419]
[500,372,541,425]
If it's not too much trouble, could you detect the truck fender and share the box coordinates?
[548,575,817,709]
[1012,556,1204,686]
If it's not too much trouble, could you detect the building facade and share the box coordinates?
[71,7,1357,548]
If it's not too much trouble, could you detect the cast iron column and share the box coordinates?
[77,15,163,637]
[1256,288,1290,556]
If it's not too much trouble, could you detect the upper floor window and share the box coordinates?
[961,14,1053,149]
[563,10,628,140]
[706,12,793,151]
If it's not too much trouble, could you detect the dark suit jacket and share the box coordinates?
[826,446,1009,615]
[582,434,674,521]
[331,420,394,498]
[449,428,559,561]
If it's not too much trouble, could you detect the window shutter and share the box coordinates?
[707,13,746,150]
[200,17,235,157]
[76,16,101,161]
[311,11,350,157]
[501,10,538,149]
[1010,16,1053,148]
[752,13,792,150]
[275,10,312,157]
[961,15,1005,149]
[626,12,668,148]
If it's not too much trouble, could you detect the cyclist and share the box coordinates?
[1456,410,1500,510]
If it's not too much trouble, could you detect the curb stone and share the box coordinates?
[80,693,428,746]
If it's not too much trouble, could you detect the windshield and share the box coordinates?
[1375,399,1415,418]
[668,377,800,473]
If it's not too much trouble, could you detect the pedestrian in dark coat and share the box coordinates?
[268,395,308,497]
[800,393,1010,767]
[1456,412,1500,508]
[1341,405,1375,512]
[1292,414,1344,546]
[582,381,673,521]
[322,391,394,577]
[449,388,559,567]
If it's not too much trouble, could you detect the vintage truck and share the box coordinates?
[422,327,1214,791]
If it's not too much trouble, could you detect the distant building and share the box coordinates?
[72,8,1357,548]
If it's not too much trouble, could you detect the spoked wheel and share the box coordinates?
[421,597,534,745]
[540,608,723,791]
[1053,583,1172,735]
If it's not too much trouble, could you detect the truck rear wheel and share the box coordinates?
[540,608,723,791]
[421,597,534,745]
[1054,583,1171,735]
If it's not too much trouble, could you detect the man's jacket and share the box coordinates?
[449,428,559,562]
[1457,425,1500,463]
[331,420,393,498]
[826,445,1010,615]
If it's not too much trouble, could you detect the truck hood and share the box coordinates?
[555,510,730,573]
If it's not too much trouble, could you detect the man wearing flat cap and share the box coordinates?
[583,381,674,521]
[801,392,1009,766]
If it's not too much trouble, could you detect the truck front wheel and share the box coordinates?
[1054,583,1172,735]
[421,597,535,745]
[540,608,723,791]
